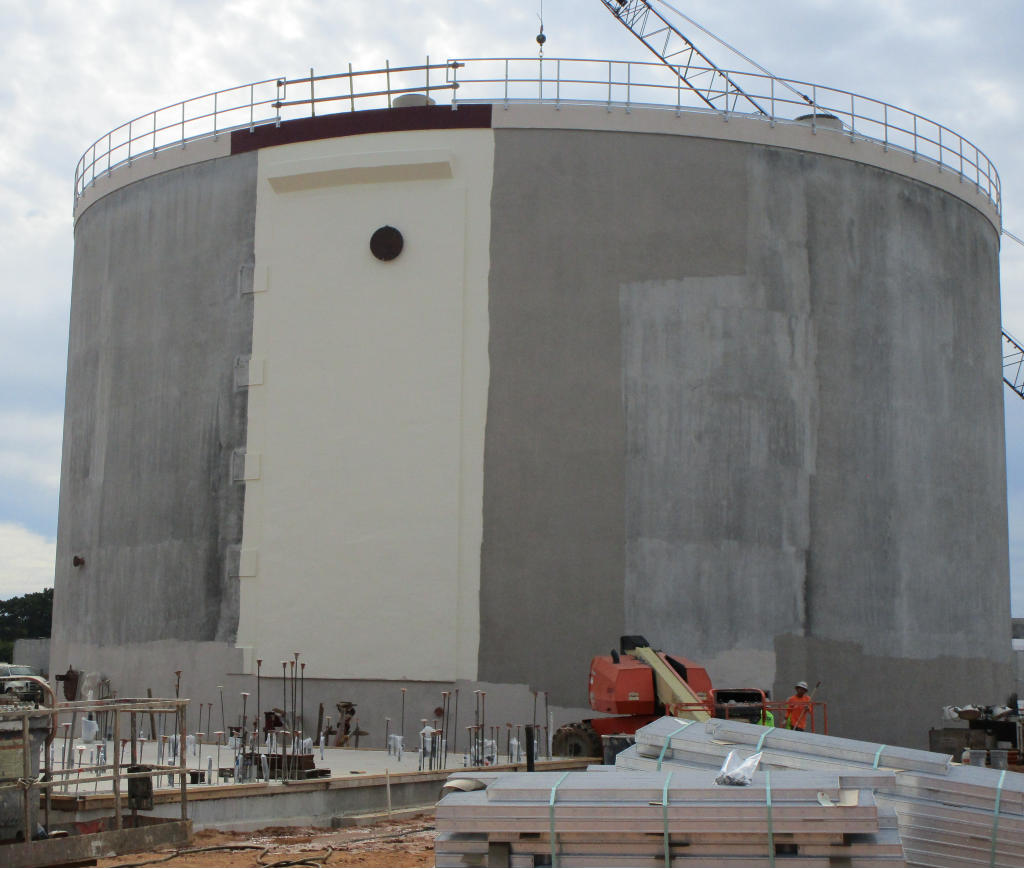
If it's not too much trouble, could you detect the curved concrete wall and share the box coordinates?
[53,104,1011,748]
[479,128,1010,747]
[52,153,256,655]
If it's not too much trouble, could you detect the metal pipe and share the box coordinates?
[130,712,138,826]
[240,693,249,782]
[174,671,182,754]
[256,659,262,753]
[544,693,550,759]
[281,662,288,782]
[452,689,459,754]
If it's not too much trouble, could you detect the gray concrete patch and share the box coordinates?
[480,129,748,707]
[482,128,1010,743]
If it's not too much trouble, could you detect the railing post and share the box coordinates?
[938,126,943,173]
[452,60,459,110]
[153,112,157,158]
[113,710,122,829]
[179,703,188,822]
[607,61,612,112]
[913,114,917,161]
[626,62,631,113]
[349,63,355,111]
[107,133,112,176]
[538,54,542,104]
[181,101,185,149]
[504,59,509,109]
[812,85,817,134]
[556,59,560,110]
[850,93,855,142]
[677,66,681,116]
[426,56,430,103]
[127,121,132,166]
[883,104,888,151]
[770,77,774,127]
[213,92,218,139]
[959,136,964,182]
[21,715,31,843]
[386,60,392,108]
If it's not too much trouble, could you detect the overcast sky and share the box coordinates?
[1,0,1023,608]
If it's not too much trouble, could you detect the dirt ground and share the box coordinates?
[99,816,436,868]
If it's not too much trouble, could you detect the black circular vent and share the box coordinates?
[370,225,404,261]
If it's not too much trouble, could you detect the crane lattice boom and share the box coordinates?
[597,0,767,116]
[1004,331,1024,400]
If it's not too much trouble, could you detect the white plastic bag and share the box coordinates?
[715,749,761,786]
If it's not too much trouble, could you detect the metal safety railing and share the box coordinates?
[0,695,190,841]
[75,57,1001,219]
[73,59,460,206]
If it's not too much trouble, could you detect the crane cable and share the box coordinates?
[651,0,813,106]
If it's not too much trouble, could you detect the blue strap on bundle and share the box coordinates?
[873,744,887,769]
[549,771,570,867]
[990,769,1006,867]
[662,771,674,867]
[657,722,694,771]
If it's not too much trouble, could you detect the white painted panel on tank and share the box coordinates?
[240,131,494,683]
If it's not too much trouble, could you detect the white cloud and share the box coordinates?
[0,523,55,599]
[0,412,63,492]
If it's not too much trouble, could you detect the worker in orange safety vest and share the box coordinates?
[784,681,812,731]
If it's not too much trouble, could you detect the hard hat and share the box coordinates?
[795,681,808,690]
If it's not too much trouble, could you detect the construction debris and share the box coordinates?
[619,717,1024,868]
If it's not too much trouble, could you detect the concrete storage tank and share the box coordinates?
[51,59,1013,748]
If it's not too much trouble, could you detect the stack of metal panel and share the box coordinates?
[618,718,1024,867]
[435,768,906,867]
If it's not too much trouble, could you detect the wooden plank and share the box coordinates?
[0,819,191,867]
